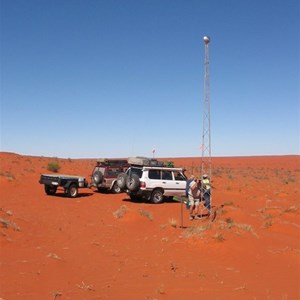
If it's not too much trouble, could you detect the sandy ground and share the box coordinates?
[0,152,299,300]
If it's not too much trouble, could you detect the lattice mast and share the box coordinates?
[201,36,212,205]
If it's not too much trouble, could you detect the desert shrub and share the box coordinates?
[47,161,61,173]
[164,161,174,167]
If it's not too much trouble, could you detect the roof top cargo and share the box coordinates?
[96,158,128,167]
[127,156,165,167]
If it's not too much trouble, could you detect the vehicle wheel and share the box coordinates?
[112,182,121,194]
[150,189,164,204]
[126,174,140,192]
[93,171,103,184]
[67,184,78,198]
[116,173,127,189]
[44,185,57,195]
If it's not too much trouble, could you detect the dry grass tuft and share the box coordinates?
[183,223,212,238]
[77,281,95,291]
[52,291,62,300]
[168,218,177,228]
[0,171,15,181]
[283,205,299,213]
[235,223,258,237]
[0,217,20,231]
[218,219,258,237]
[139,208,153,221]
[113,205,128,219]
[212,232,225,242]
[47,253,62,260]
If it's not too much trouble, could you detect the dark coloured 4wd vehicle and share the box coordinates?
[90,159,129,193]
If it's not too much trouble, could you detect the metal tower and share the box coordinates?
[200,35,212,210]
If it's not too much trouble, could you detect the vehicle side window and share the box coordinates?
[162,170,173,180]
[149,170,161,179]
[174,171,185,181]
[107,167,120,176]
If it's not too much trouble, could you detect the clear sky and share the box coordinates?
[1,0,299,158]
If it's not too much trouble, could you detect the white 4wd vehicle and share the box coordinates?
[117,163,187,204]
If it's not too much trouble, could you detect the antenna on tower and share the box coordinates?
[200,35,212,217]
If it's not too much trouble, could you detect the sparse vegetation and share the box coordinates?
[0,217,20,231]
[283,205,299,213]
[139,208,153,221]
[0,171,15,181]
[169,218,177,228]
[212,232,225,242]
[47,253,62,260]
[52,291,62,300]
[77,281,95,291]
[262,219,273,228]
[183,223,212,238]
[113,205,128,218]
[164,161,174,167]
[47,161,61,173]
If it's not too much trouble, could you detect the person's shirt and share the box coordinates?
[188,180,198,197]
[185,179,193,196]
[202,178,211,190]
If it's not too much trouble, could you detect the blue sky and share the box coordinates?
[1,0,299,158]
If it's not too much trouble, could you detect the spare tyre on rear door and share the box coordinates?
[126,174,140,192]
[93,171,103,184]
[116,173,127,190]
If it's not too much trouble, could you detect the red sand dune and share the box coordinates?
[0,152,299,299]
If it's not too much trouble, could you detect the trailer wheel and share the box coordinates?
[44,185,57,195]
[67,184,78,198]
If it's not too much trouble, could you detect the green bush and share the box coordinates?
[47,161,61,173]
[164,161,174,168]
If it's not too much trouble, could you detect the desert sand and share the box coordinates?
[0,152,299,299]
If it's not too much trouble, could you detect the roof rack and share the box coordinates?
[128,156,165,167]
[96,158,128,166]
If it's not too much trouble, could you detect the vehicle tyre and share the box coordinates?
[44,185,57,195]
[93,171,103,184]
[67,184,78,198]
[126,174,140,192]
[111,182,121,194]
[150,189,164,204]
[116,173,127,189]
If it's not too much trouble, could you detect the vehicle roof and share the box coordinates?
[130,166,184,172]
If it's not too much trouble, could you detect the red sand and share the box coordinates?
[0,153,299,299]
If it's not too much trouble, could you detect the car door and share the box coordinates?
[159,170,180,196]
[170,170,186,196]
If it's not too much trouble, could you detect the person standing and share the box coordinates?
[202,174,211,214]
[188,176,200,220]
